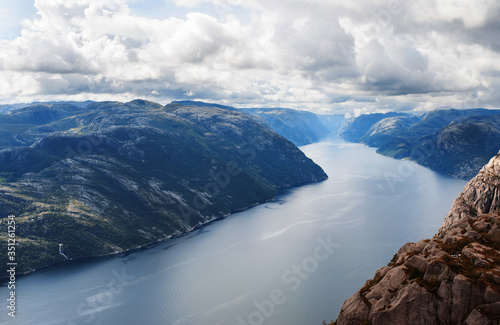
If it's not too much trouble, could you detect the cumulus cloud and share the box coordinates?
[0,0,499,113]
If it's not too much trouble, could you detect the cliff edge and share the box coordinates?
[334,152,500,324]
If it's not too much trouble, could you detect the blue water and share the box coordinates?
[2,136,467,325]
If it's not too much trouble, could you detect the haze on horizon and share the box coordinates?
[0,0,499,115]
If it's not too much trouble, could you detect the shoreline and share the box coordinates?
[0,177,327,283]
[339,137,473,181]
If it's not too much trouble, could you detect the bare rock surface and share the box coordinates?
[335,152,500,325]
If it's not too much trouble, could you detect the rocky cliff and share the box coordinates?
[334,152,500,325]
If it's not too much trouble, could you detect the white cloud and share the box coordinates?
[410,0,497,28]
[0,0,499,113]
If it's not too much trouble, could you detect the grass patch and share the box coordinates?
[438,238,473,255]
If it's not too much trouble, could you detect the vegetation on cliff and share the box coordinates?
[0,100,327,276]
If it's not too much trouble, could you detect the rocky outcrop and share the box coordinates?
[439,152,500,234]
[334,152,500,325]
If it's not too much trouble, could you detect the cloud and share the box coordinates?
[409,0,498,29]
[0,0,499,113]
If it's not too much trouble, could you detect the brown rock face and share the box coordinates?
[439,152,500,234]
[334,152,500,325]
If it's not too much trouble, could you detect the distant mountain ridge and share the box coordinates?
[0,101,93,113]
[339,108,500,179]
[1,100,342,147]
[240,107,331,146]
[0,100,327,276]
[171,100,239,111]
[170,101,339,146]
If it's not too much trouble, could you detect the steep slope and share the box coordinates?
[339,112,409,143]
[238,107,330,146]
[170,101,332,146]
[360,115,420,158]
[334,152,500,325]
[0,100,327,276]
[425,115,500,179]
[319,114,346,134]
[339,109,500,179]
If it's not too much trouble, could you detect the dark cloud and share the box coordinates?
[466,18,500,53]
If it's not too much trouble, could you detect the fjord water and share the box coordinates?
[6,136,467,325]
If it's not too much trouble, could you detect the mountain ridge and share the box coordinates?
[339,108,500,180]
[168,101,336,146]
[0,100,327,277]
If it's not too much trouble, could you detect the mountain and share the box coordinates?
[0,100,327,277]
[232,107,331,146]
[170,101,334,146]
[339,112,409,143]
[339,109,500,179]
[333,152,500,325]
[170,100,239,111]
[0,103,27,113]
[0,101,93,113]
[320,114,347,134]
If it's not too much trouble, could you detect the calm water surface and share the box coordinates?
[3,136,467,325]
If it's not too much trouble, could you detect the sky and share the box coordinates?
[0,0,499,114]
